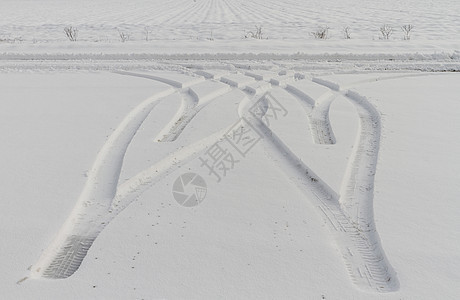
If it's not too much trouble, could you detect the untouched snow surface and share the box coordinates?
[1,0,460,299]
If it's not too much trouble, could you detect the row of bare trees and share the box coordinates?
[311,24,414,40]
[64,26,154,42]
[63,24,415,42]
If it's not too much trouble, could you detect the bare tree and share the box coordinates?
[207,30,214,41]
[343,26,351,39]
[118,29,130,42]
[144,26,153,41]
[380,24,393,40]
[401,24,414,40]
[245,25,265,39]
[64,26,78,41]
[0,35,23,43]
[312,26,329,39]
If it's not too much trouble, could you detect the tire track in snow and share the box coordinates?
[162,65,399,292]
[30,86,175,279]
[228,67,398,292]
[30,71,238,279]
[232,64,338,145]
[155,89,199,142]
[285,80,337,144]
[338,89,399,292]
[340,89,383,229]
[157,80,232,142]
[116,71,231,143]
[242,92,398,292]
[31,66,399,293]
[115,71,204,142]
[311,77,399,292]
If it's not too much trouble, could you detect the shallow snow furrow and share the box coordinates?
[157,81,232,142]
[156,89,199,142]
[284,81,337,144]
[118,71,231,143]
[308,91,337,145]
[220,0,244,23]
[159,0,206,26]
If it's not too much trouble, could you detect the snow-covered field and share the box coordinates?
[1,0,460,58]
[1,1,459,299]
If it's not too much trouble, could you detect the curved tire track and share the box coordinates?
[285,82,337,144]
[30,87,175,279]
[31,66,399,293]
[237,72,398,292]
[30,71,237,279]
[312,77,399,292]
